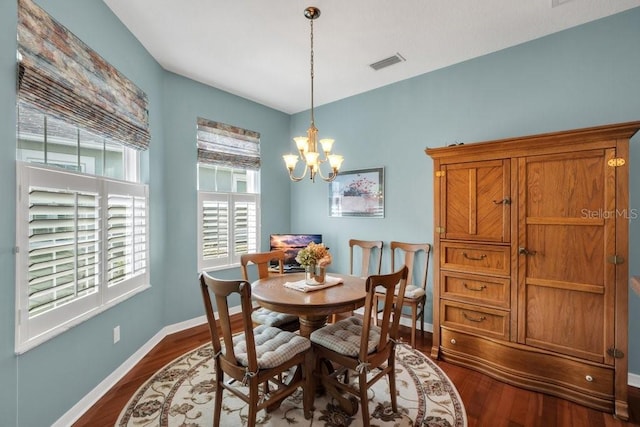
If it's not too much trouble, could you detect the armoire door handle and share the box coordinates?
[518,247,536,256]
[493,198,511,205]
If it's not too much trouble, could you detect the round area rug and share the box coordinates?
[117,343,467,427]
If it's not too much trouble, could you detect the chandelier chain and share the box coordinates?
[310,18,315,125]
[282,7,343,183]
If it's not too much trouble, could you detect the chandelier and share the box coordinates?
[283,7,344,182]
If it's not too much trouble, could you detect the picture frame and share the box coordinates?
[329,167,384,218]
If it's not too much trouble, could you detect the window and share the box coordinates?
[15,0,150,353]
[16,163,149,352]
[16,103,139,181]
[197,118,260,271]
[15,107,150,352]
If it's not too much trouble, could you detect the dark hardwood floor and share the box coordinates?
[73,320,640,427]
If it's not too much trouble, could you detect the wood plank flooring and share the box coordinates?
[73,321,640,427]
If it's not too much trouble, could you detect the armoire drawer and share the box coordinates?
[440,300,510,340]
[440,329,614,405]
[441,271,510,309]
[440,242,510,276]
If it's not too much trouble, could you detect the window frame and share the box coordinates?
[15,162,150,354]
[15,0,151,354]
[197,191,260,272]
[196,117,261,273]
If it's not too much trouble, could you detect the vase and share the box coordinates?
[305,264,326,285]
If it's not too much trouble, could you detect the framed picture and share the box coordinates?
[329,167,384,217]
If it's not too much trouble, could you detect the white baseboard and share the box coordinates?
[629,372,640,388]
[51,312,220,427]
[54,306,636,426]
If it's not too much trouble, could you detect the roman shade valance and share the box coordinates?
[17,0,150,150]
[197,118,261,170]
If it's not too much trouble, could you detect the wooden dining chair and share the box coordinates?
[331,239,383,323]
[241,250,300,332]
[374,241,431,348]
[349,239,383,278]
[310,266,408,425]
[199,272,314,427]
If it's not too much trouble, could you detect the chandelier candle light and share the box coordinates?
[283,7,344,182]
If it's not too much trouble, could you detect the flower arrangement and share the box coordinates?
[295,242,332,268]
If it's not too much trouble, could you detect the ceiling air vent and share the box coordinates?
[369,53,405,71]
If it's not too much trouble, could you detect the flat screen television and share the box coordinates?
[269,233,323,268]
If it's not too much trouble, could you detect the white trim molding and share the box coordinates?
[50,310,235,427]
[629,372,640,388]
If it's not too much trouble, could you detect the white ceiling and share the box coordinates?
[104,0,640,114]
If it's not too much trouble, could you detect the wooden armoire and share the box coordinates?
[426,121,640,420]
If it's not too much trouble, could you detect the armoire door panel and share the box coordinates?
[442,160,510,242]
[525,224,605,285]
[519,150,616,364]
[525,284,605,362]
[524,150,607,218]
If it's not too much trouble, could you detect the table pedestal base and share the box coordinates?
[299,315,328,338]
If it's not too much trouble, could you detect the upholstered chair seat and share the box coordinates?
[310,317,380,356]
[251,308,299,329]
[241,251,300,332]
[233,325,310,368]
[376,283,426,299]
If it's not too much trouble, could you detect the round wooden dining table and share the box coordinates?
[251,272,366,338]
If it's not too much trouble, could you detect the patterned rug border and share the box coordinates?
[117,342,467,427]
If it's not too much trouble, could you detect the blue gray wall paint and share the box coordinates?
[1,1,291,425]
[289,5,640,377]
[0,1,18,425]
[160,71,292,325]
[0,1,638,424]
[3,1,167,425]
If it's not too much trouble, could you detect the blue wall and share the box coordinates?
[289,6,640,375]
[0,1,638,425]
[160,71,292,325]
[2,1,166,425]
[0,0,18,425]
[0,1,291,425]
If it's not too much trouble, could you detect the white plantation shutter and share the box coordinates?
[16,163,149,352]
[198,192,259,270]
[27,188,100,317]
[133,197,148,271]
[201,196,230,263]
[233,195,258,257]
[107,194,147,285]
[107,196,132,284]
[105,179,148,302]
